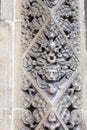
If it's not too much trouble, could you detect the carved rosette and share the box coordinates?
[21,0,81,130]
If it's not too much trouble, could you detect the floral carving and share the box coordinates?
[21,0,48,51]
[21,0,81,130]
[55,0,80,54]
[21,76,48,129]
[57,75,81,130]
[23,21,79,97]
[39,112,64,130]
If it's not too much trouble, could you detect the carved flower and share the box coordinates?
[21,84,47,128]
[71,95,80,109]
[70,110,81,126]
[66,56,78,71]
[22,110,33,125]
[22,76,31,91]
[32,94,46,108]
[31,69,37,79]
[23,56,33,71]
[22,94,31,108]
[72,76,81,91]
[33,108,46,123]
[60,94,71,108]
[65,69,73,79]
[59,108,71,123]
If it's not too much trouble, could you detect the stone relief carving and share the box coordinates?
[21,0,48,51]
[23,20,79,97]
[42,0,59,8]
[21,0,81,130]
[22,76,48,129]
[57,75,81,130]
[55,0,80,54]
[39,112,65,130]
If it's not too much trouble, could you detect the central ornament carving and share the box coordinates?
[23,21,79,96]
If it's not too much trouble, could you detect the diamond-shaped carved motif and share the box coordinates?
[23,20,79,100]
[21,0,81,130]
[39,112,65,130]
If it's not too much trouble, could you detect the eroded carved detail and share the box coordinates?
[21,76,48,129]
[42,0,59,8]
[39,112,64,130]
[21,0,81,130]
[55,0,80,54]
[57,75,81,130]
[21,0,48,51]
[23,21,79,97]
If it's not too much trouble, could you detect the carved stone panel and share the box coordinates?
[21,0,83,130]
[23,20,79,100]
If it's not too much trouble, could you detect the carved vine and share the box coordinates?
[40,112,64,130]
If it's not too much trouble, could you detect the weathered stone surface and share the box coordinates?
[0,0,13,20]
[21,0,49,52]
[20,0,86,130]
[23,20,79,101]
[0,22,12,108]
[0,0,87,130]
